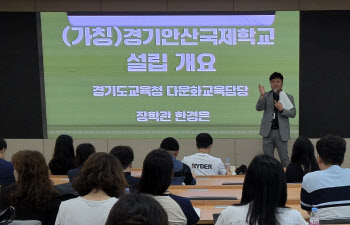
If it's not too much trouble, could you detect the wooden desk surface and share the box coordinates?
[131,169,142,177]
[195,175,245,186]
[168,184,301,204]
[50,175,69,185]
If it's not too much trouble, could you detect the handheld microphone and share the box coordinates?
[273,89,278,101]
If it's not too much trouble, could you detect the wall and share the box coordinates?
[2,2,350,169]
[4,138,350,169]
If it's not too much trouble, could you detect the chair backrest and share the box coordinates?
[320,219,350,224]
[9,221,41,225]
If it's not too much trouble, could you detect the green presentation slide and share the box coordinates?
[41,12,299,139]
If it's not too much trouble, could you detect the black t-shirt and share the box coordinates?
[285,163,320,183]
[49,158,75,175]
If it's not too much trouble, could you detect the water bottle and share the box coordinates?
[225,158,231,174]
[309,208,319,225]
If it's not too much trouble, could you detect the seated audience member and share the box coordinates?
[0,138,15,186]
[67,143,95,182]
[49,134,75,175]
[55,153,127,225]
[138,149,199,225]
[0,150,61,225]
[160,137,196,185]
[285,137,319,183]
[182,133,226,175]
[216,154,307,225]
[110,145,140,188]
[301,135,350,221]
[105,193,168,225]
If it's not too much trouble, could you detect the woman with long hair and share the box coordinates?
[49,134,75,175]
[55,152,127,225]
[138,149,199,225]
[285,137,320,183]
[67,143,95,182]
[105,193,168,225]
[0,150,61,225]
[216,154,307,225]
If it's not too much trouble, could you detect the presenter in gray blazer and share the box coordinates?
[256,72,296,167]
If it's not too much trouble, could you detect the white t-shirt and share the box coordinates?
[55,196,118,225]
[182,153,226,175]
[216,204,307,225]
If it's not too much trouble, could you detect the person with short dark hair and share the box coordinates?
[138,149,199,225]
[257,72,296,167]
[110,145,140,188]
[67,143,96,182]
[182,133,226,175]
[285,137,319,183]
[301,135,350,221]
[55,153,127,225]
[105,193,168,225]
[0,138,15,186]
[49,134,75,175]
[216,154,307,225]
[160,137,196,185]
[0,150,61,225]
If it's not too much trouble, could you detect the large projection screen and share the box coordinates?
[41,12,299,139]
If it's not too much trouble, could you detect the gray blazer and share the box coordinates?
[256,90,296,141]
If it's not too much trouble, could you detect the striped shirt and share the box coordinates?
[300,165,350,220]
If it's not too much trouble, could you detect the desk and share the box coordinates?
[193,202,309,224]
[195,175,245,186]
[50,175,69,185]
[131,169,142,177]
[168,184,301,204]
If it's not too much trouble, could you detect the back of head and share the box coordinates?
[316,135,346,166]
[73,152,127,198]
[241,154,287,225]
[110,146,134,170]
[269,72,284,81]
[160,137,179,151]
[75,143,96,167]
[0,138,7,150]
[291,137,318,173]
[11,150,56,208]
[138,149,173,195]
[196,133,213,149]
[53,134,75,162]
[105,193,168,225]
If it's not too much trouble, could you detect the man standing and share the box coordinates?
[0,138,15,187]
[256,72,296,167]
